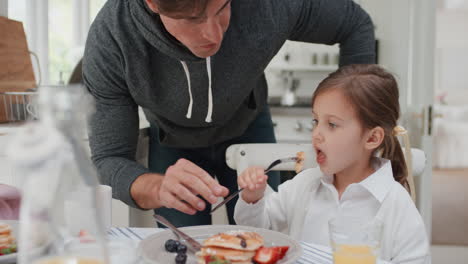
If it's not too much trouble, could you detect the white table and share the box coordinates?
[107,227,333,264]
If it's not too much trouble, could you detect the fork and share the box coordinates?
[210,156,298,214]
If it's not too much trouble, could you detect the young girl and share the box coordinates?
[234,64,430,263]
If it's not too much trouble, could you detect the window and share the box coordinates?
[8,0,106,85]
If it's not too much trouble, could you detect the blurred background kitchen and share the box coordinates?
[0,0,467,263]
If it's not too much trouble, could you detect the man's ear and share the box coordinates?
[365,126,385,151]
[145,0,159,13]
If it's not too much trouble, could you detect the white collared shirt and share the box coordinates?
[234,158,430,264]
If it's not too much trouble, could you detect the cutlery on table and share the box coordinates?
[153,214,202,252]
[210,156,300,214]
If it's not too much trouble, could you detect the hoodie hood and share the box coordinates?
[131,0,214,122]
[129,0,204,62]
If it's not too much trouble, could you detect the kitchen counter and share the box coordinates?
[0,122,26,136]
[268,96,312,108]
[0,122,26,156]
[0,107,151,135]
[0,107,151,157]
[0,111,151,227]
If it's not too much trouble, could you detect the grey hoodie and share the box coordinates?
[83,0,375,207]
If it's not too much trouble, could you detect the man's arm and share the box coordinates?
[285,0,376,66]
[83,20,150,209]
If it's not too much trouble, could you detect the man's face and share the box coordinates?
[147,0,232,58]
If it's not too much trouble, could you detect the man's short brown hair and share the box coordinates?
[152,0,209,18]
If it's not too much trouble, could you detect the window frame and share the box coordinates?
[0,0,7,17]
[7,0,92,85]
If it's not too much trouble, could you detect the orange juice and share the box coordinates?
[33,256,104,264]
[332,245,376,264]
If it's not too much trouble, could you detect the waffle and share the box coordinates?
[197,230,264,264]
[0,223,15,247]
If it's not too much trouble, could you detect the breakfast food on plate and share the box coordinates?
[200,256,232,264]
[253,246,289,264]
[165,239,188,264]
[0,222,17,256]
[294,151,305,173]
[196,231,289,264]
[175,252,187,264]
[203,231,264,251]
[198,247,256,263]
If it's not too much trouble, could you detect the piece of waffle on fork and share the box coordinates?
[294,151,305,173]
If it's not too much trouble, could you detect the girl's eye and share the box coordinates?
[329,122,337,129]
[312,119,318,127]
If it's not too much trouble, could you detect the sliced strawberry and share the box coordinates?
[276,246,289,259]
[204,255,219,263]
[253,247,279,264]
[253,246,290,264]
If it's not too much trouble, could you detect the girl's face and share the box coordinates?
[311,89,370,176]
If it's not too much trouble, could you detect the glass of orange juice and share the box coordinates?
[329,217,383,264]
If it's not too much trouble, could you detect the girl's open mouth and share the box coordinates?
[316,148,326,165]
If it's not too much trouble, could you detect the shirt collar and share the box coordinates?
[320,158,396,203]
[359,158,395,203]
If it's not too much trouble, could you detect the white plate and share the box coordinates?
[138,225,303,264]
[0,220,18,264]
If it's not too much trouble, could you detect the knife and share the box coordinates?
[153,214,203,252]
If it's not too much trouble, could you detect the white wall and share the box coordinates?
[0,0,7,17]
[435,9,468,104]
[360,0,413,110]
[439,0,468,10]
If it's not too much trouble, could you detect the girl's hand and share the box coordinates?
[238,166,268,204]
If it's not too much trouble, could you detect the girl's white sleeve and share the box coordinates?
[234,174,307,233]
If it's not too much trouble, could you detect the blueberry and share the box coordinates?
[164,239,178,252]
[176,244,187,254]
[175,253,187,264]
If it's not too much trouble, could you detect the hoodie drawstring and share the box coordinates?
[180,61,193,119]
[205,57,213,123]
[180,57,213,123]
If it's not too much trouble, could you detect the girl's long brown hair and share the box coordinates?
[311,64,410,192]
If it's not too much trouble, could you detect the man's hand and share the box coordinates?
[130,159,229,215]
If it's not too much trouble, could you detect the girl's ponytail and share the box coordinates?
[381,126,415,202]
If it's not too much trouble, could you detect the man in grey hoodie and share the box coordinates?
[83,0,376,227]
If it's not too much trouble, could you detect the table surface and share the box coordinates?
[108,227,333,264]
